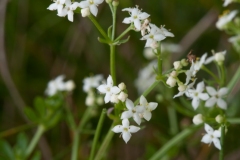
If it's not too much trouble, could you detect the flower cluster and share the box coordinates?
[97,75,128,104]
[47,0,104,21]
[83,74,104,106]
[122,6,174,49]
[112,96,158,143]
[45,75,75,96]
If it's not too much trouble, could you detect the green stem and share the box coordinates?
[94,121,118,160]
[0,123,35,138]
[77,107,92,132]
[25,125,46,158]
[65,105,77,131]
[227,65,240,93]
[88,14,110,41]
[110,45,116,85]
[111,5,117,40]
[201,66,220,83]
[134,81,160,105]
[219,125,225,160]
[220,64,226,87]
[228,118,240,124]
[115,25,133,42]
[149,124,202,160]
[89,108,107,160]
[71,131,79,160]
[157,43,162,76]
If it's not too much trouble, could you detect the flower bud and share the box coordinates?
[215,52,225,65]
[86,95,95,106]
[112,0,119,6]
[180,59,188,66]
[118,92,128,102]
[166,76,176,87]
[192,114,203,125]
[215,115,224,124]
[178,84,186,92]
[96,96,104,105]
[65,80,75,91]
[81,8,90,17]
[170,71,178,78]
[118,82,126,90]
[110,94,119,103]
[173,61,182,70]
[105,0,112,3]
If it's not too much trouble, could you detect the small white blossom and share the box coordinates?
[85,94,95,106]
[97,75,121,103]
[79,0,104,17]
[122,6,150,31]
[118,92,128,102]
[83,74,103,93]
[173,79,196,98]
[81,7,90,17]
[118,82,126,90]
[112,119,140,143]
[193,114,204,125]
[59,1,80,22]
[205,51,226,65]
[166,76,177,87]
[121,99,144,125]
[173,61,182,70]
[216,10,238,30]
[205,87,228,109]
[47,0,66,15]
[139,95,158,121]
[201,123,221,150]
[141,23,166,48]
[188,81,209,110]
[45,75,75,96]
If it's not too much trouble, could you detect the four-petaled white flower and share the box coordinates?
[141,23,166,48]
[139,95,158,121]
[79,0,104,17]
[216,10,238,30]
[201,123,221,150]
[205,87,228,109]
[59,0,80,22]
[122,7,150,31]
[45,75,75,96]
[47,0,66,15]
[112,119,140,143]
[83,74,103,93]
[97,75,121,103]
[188,81,209,110]
[121,99,144,125]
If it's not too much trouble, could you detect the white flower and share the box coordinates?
[173,61,182,70]
[59,1,80,21]
[122,7,150,31]
[166,76,177,87]
[118,82,126,90]
[205,50,226,65]
[216,10,238,30]
[79,0,104,17]
[83,74,103,93]
[201,123,221,150]
[118,92,128,102]
[141,23,166,48]
[188,81,209,110]
[173,79,196,98]
[193,53,208,75]
[45,75,75,96]
[112,119,140,143]
[205,87,228,109]
[223,0,233,6]
[47,0,66,15]
[97,75,121,103]
[139,95,158,121]
[193,114,203,125]
[121,99,144,125]
[81,8,90,17]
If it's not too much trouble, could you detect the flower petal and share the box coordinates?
[139,12,150,20]
[90,5,98,16]
[79,1,89,8]
[213,130,221,138]
[107,75,113,86]
[111,86,121,94]
[94,0,104,5]
[140,95,147,106]
[48,3,58,10]
[129,126,140,133]
[112,125,123,133]
[213,138,221,150]
[192,98,200,110]
[122,119,129,127]
[122,17,133,24]
[133,19,141,30]
[149,102,158,110]
[143,111,152,121]
[218,88,228,97]
[206,86,217,96]
[196,81,205,92]
[201,134,211,144]
[217,98,227,109]
[204,123,214,134]
[104,93,111,103]
[68,11,74,22]
[199,93,209,101]
[121,111,132,119]
[205,97,217,107]
[122,132,131,143]
[133,114,141,125]
[97,84,107,93]
[125,99,134,110]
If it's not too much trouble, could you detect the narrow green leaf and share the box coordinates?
[24,107,39,123]
[108,25,113,38]
[34,97,46,117]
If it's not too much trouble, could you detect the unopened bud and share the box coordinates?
[166,76,176,87]
[81,8,90,17]
[65,80,75,92]
[180,59,188,66]
[173,61,182,70]
[193,114,203,125]
[118,92,128,102]
[112,0,119,6]
[170,71,178,78]
[178,84,186,92]
[118,82,126,90]
[86,95,95,106]
[215,51,225,65]
[110,94,119,103]
[105,0,112,3]
[215,115,224,124]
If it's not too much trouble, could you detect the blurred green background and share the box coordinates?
[1,0,240,159]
